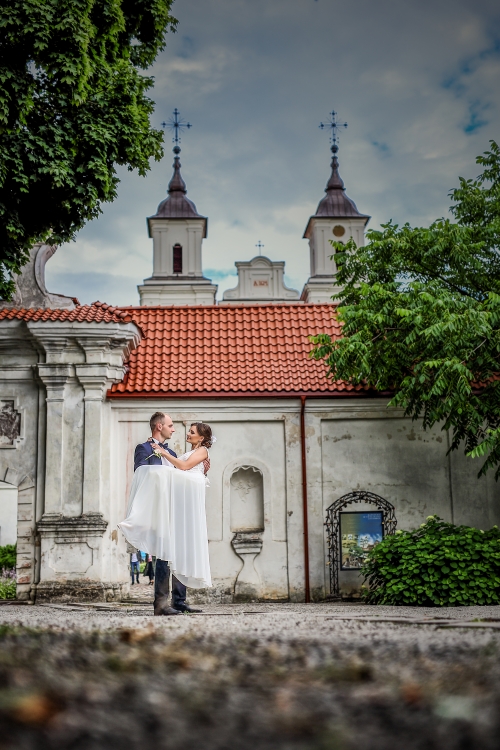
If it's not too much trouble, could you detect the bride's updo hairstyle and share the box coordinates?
[191,422,213,448]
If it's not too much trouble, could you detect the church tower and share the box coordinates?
[138,112,217,306]
[301,131,370,304]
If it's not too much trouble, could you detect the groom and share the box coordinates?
[134,411,202,616]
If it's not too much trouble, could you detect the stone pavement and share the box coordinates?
[1,602,500,749]
[125,575,154,603]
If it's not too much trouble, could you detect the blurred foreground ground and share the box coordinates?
[0,600,499,749]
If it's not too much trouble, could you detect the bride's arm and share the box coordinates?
[155,445,208,471]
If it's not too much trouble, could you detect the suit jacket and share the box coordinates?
[134,441,177,472]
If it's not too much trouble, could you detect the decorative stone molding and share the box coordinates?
[36,513,112,602]
[3,468,34,489]
[37,512,108,539]
[1,243,77,310]
[231,531,263,601]
[36,364,72,515]
[36,580,127,604]
[223,256,300,304]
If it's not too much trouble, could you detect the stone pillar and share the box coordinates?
[75,365,109,515]
[25,319,141,603]
[37,363,71,515]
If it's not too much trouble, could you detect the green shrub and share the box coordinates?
[0,580,15,600]
[361,516,500,606]
[0,544,15,571]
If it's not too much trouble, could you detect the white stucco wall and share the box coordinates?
[0,481,17,546]
[111,397,500,602]
[111,401,295,602]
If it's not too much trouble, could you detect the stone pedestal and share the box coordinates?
[231,532,263,601]
[36,512,125,602]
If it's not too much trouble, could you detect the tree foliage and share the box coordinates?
[310,142,500,477]
[0,0,177,298]
[361,516,500,606]
[0,544,16,571]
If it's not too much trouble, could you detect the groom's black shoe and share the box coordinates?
[174,604,202,613]
[154,605,181,616]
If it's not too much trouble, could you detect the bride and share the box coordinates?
[118,423,213,589]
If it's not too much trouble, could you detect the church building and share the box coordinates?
[1,132,499,604]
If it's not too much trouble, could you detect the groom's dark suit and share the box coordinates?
[133,440,186,613]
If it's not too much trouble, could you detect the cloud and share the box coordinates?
[176,35,195,59]
[204,268,237,282]
[464,100,491,133]
[46,271,141,307]
[45,0,500,308]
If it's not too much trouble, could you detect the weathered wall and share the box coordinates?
[111,400,298,603]
[0,316,141,601]
[305,399,500,599]
[110,396,500,603]
[0,482,17,545]
[0,321,41,598]
[2,343,498,605]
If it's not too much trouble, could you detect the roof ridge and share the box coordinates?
[115,302,337,311]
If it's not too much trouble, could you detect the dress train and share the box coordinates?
[118,460,212,589]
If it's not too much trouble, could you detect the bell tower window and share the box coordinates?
[173,244,183,274]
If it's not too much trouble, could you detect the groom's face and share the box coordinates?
[159,415,175,441]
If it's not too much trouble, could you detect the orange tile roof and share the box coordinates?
[109,303,369,397]
[0,301,136,325]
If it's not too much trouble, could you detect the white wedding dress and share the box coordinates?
[118,450,212,589]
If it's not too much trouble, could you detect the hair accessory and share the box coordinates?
[211,436,217,444]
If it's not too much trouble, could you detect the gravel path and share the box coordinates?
[0,602,499,749]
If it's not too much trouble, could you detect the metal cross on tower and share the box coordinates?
[255,241,265,256]
[319,110,347,153]
[161,108,192,151]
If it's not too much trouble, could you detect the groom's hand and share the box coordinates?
[155,444,170,458]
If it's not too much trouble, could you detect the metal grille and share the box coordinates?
[325,491,397,599]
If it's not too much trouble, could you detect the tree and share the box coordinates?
[0,0,177,299]
[310,141,500,478]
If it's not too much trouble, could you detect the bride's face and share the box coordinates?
[187,425,203,447]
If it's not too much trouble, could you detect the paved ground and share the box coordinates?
[1,601,500,749]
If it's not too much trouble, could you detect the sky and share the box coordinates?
[45,0,500,306]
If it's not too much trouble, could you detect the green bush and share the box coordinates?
[0,580,15,600]
[0,544,15,571]
[361,516,500,606]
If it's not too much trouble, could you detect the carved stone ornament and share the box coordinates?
[1,243,77,310]
[231,531,264,602]
[0,401,21,447]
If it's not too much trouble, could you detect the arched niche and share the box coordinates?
[230,466,264,533]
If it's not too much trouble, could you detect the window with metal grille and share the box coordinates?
[173,244,183,274]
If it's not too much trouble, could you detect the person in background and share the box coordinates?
[130,550,140,585]
[145,554,155,585]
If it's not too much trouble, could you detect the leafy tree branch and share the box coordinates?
[0,0,177,298]
[310,142,500,478]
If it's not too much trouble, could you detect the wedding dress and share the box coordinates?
[118,449,212,589]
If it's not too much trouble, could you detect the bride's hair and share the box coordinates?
[191,422,213,448]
